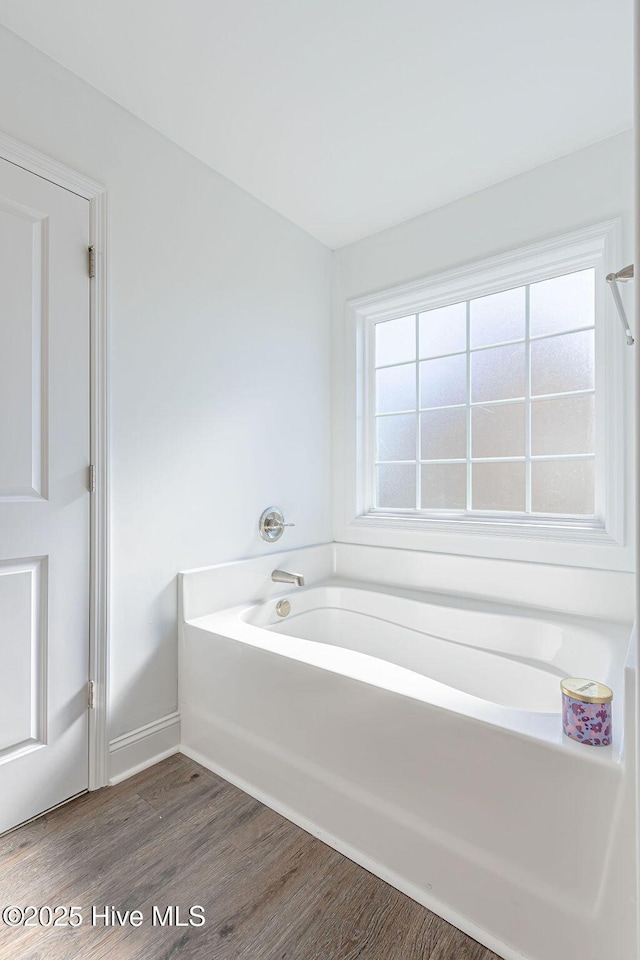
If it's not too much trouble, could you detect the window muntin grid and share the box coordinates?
[373,268,596,517]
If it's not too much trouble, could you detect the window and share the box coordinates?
[345,222,626,549]
[374,268,595,517]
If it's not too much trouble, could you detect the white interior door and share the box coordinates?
[0,156,90,833]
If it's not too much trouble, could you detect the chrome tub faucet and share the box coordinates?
[271,569,305,587]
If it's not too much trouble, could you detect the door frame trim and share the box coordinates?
[0,131,110,790]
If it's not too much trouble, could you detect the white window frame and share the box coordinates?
[341,221,627,556]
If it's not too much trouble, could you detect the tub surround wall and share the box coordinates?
[0,26,332,768]
[181,542,635,626]
[336,543,635,623]
[180,545,334,622]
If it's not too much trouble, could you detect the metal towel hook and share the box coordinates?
[606,264,634,346]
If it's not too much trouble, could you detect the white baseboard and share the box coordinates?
[109,712,181,785]
[179,744,524,960]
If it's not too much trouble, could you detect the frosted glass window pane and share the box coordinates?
[377,414,416,461]
[531,330,594,397]
[471,343,525,402]
[470,286,525,348]
[531,394,594,456]
[376,364,416,414]
[421,463,466,509]
[472,462,525,511]
[375,315,416,367]
[421,407,466,460]
[420,354,466,408]
[472,402,525,458]
[531,459,594,515]
[419,302,466,359]
[377,464,416,508]
[530,269,594,337]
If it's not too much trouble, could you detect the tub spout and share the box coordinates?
[271,569,305,587]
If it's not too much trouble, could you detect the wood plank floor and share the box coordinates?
[0,754,500,960]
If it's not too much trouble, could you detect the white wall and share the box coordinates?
[0,26,332,742]
[332,132,635,604]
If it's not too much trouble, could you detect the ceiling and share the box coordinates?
[0,0,632,248]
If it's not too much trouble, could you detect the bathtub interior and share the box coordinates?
[206,578,629,728]
[267,608,575,714]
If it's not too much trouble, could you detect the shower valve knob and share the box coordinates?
[259,507,295,542]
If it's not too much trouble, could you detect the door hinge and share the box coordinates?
[88,680,95,710]
[88,245,96,279]
[89,464,96,494]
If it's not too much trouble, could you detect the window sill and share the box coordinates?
[351,511,620,547]
[338,512,633,572]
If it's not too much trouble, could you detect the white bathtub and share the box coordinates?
[179,545,636,960]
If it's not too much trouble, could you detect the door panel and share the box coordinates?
[0,156,90,833]
[0,558,45,756]
[0,197,47,499]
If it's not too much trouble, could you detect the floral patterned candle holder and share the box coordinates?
[561,678,613,746]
